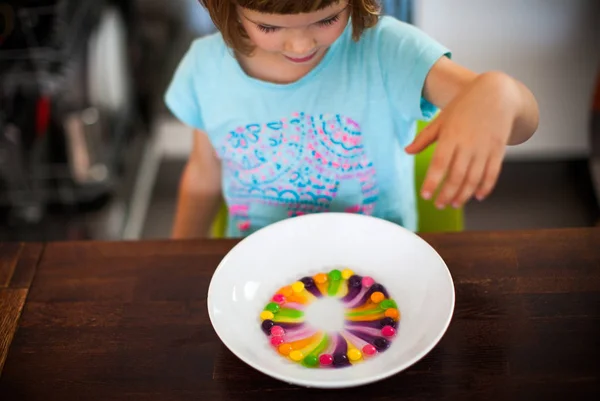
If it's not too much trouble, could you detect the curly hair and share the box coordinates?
[199,0,381,55]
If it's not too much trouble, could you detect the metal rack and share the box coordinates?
[0,0,136,225]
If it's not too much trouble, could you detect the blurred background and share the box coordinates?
[0,0,598,242]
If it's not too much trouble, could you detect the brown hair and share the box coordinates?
[199,0,381,55]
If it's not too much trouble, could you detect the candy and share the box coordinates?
[342,269,354,279]
[319,354,333,366]
[272,294,286,305]
[382,326,396,337]
[300,276,316,288]
[384,308,400,320]
[304,355,319,367]
[362,344,377,356]
[379,299,397,310]
[347,349,362,361]
[270,336,285,347]
[370,291,385,303]
[373,337,391,352]
[270,326,285,336]
[380,317,397,328]
[261,320,275,335]
[333,353,350,367]
[264,302,280,313]
[348,275,362,288]
[314,273,328,284]
[289,351,304,361]
[279,286,293,297]
[329,269,342,281]
[260,311,274,321]
[278,343,293,356]
[362,277,375,288]
[291,281,305,293]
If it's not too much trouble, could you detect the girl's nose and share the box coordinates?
[284,33,317,56]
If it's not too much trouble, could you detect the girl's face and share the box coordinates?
[238,2,350,65]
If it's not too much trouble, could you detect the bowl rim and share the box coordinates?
[207,213,455,388]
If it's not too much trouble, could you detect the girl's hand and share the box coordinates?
[405,72,523,209]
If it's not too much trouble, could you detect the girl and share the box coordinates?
[165,0,539,238]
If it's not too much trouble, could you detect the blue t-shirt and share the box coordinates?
[165,16,451,237]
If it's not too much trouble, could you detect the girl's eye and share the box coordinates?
[317,14,341,27]
[257,25,279,33]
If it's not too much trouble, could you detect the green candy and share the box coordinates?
[264,302,280,313]
[379,299,397,310]
[303,355,319,367]
[328,269,342,281]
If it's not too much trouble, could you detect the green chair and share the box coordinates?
[210,119,463,238]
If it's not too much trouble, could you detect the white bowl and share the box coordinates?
[207,213,454,389]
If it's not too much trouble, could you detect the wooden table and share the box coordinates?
[0,228,599,400]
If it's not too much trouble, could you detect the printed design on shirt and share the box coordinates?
[218,112,378,231]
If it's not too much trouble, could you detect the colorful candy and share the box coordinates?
[259,270,401,369]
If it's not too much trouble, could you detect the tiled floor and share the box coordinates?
[141,159,599,239]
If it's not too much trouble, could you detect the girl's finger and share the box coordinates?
[475,148,505,200]
[434,149,473,209]
[405,119,441,155]
[451,153,487,208]
[420,140,457,201]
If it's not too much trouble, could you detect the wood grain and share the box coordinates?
[0,243,22,288]
[0,289,28,374]
[0,229,598,400]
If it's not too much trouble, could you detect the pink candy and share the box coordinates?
[272,294,286,305]
[362,276,375,288]
[319,354,333,366]
[270,336,285,347]
[362,344,377,356]
[381,326,396,337]
[270,326,285,337]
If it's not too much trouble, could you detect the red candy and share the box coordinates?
[270,336,285,347]
[362,344,377,356]
[381,326,396,337]
[272,294,286,305]
[362,276,375,288]
[319,354,333,366]
[270,326,285,337]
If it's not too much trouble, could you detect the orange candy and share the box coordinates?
[278,286,293,297]
[314,273,328,284]
[370,292,385,303]
[385,308,400,320]
[278,343,293,356]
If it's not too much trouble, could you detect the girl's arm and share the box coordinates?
[405,57,540,209]
[171,129,223,239]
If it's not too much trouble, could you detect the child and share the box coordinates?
[165,0,539,238]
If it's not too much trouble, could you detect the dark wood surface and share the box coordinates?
[0,228,599,400]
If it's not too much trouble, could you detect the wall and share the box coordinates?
[414,0,600,160]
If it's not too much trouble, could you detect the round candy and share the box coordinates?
[270,336,285,347]
[370,283,385,294]
[380,317,397,328]
[291,281,305,293]
[341,269,354,280]
[347,349,362,361]
[261,320,275,335]
[370,291,385,303]
[264,302,280,314]
[304,355,319,367]
[348,275,362,288]
[333,353,350,367]
[385,308,400,320]
[382,326,396,337]
[279,286,293,297]
[362,344,377,356]
[328,269,342,281]
[314,273,328,284]
[272,294,286,305]
[373,337,391,352]
[270,326,285,336]
[260,311,274,321]
[289,351,304,361]
[278,343,293,356]
[300,276,316,288]
[319,354,333,366]
[379,299,397,310]
[362,276,375,288]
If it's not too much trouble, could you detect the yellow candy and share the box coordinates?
[348,349,362,361]
[370,292,385,304]
[260,311,274,321]
[314,273,328,284]
[342,269,354,280]
[291,281,305,293]
[289,351,304,361]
